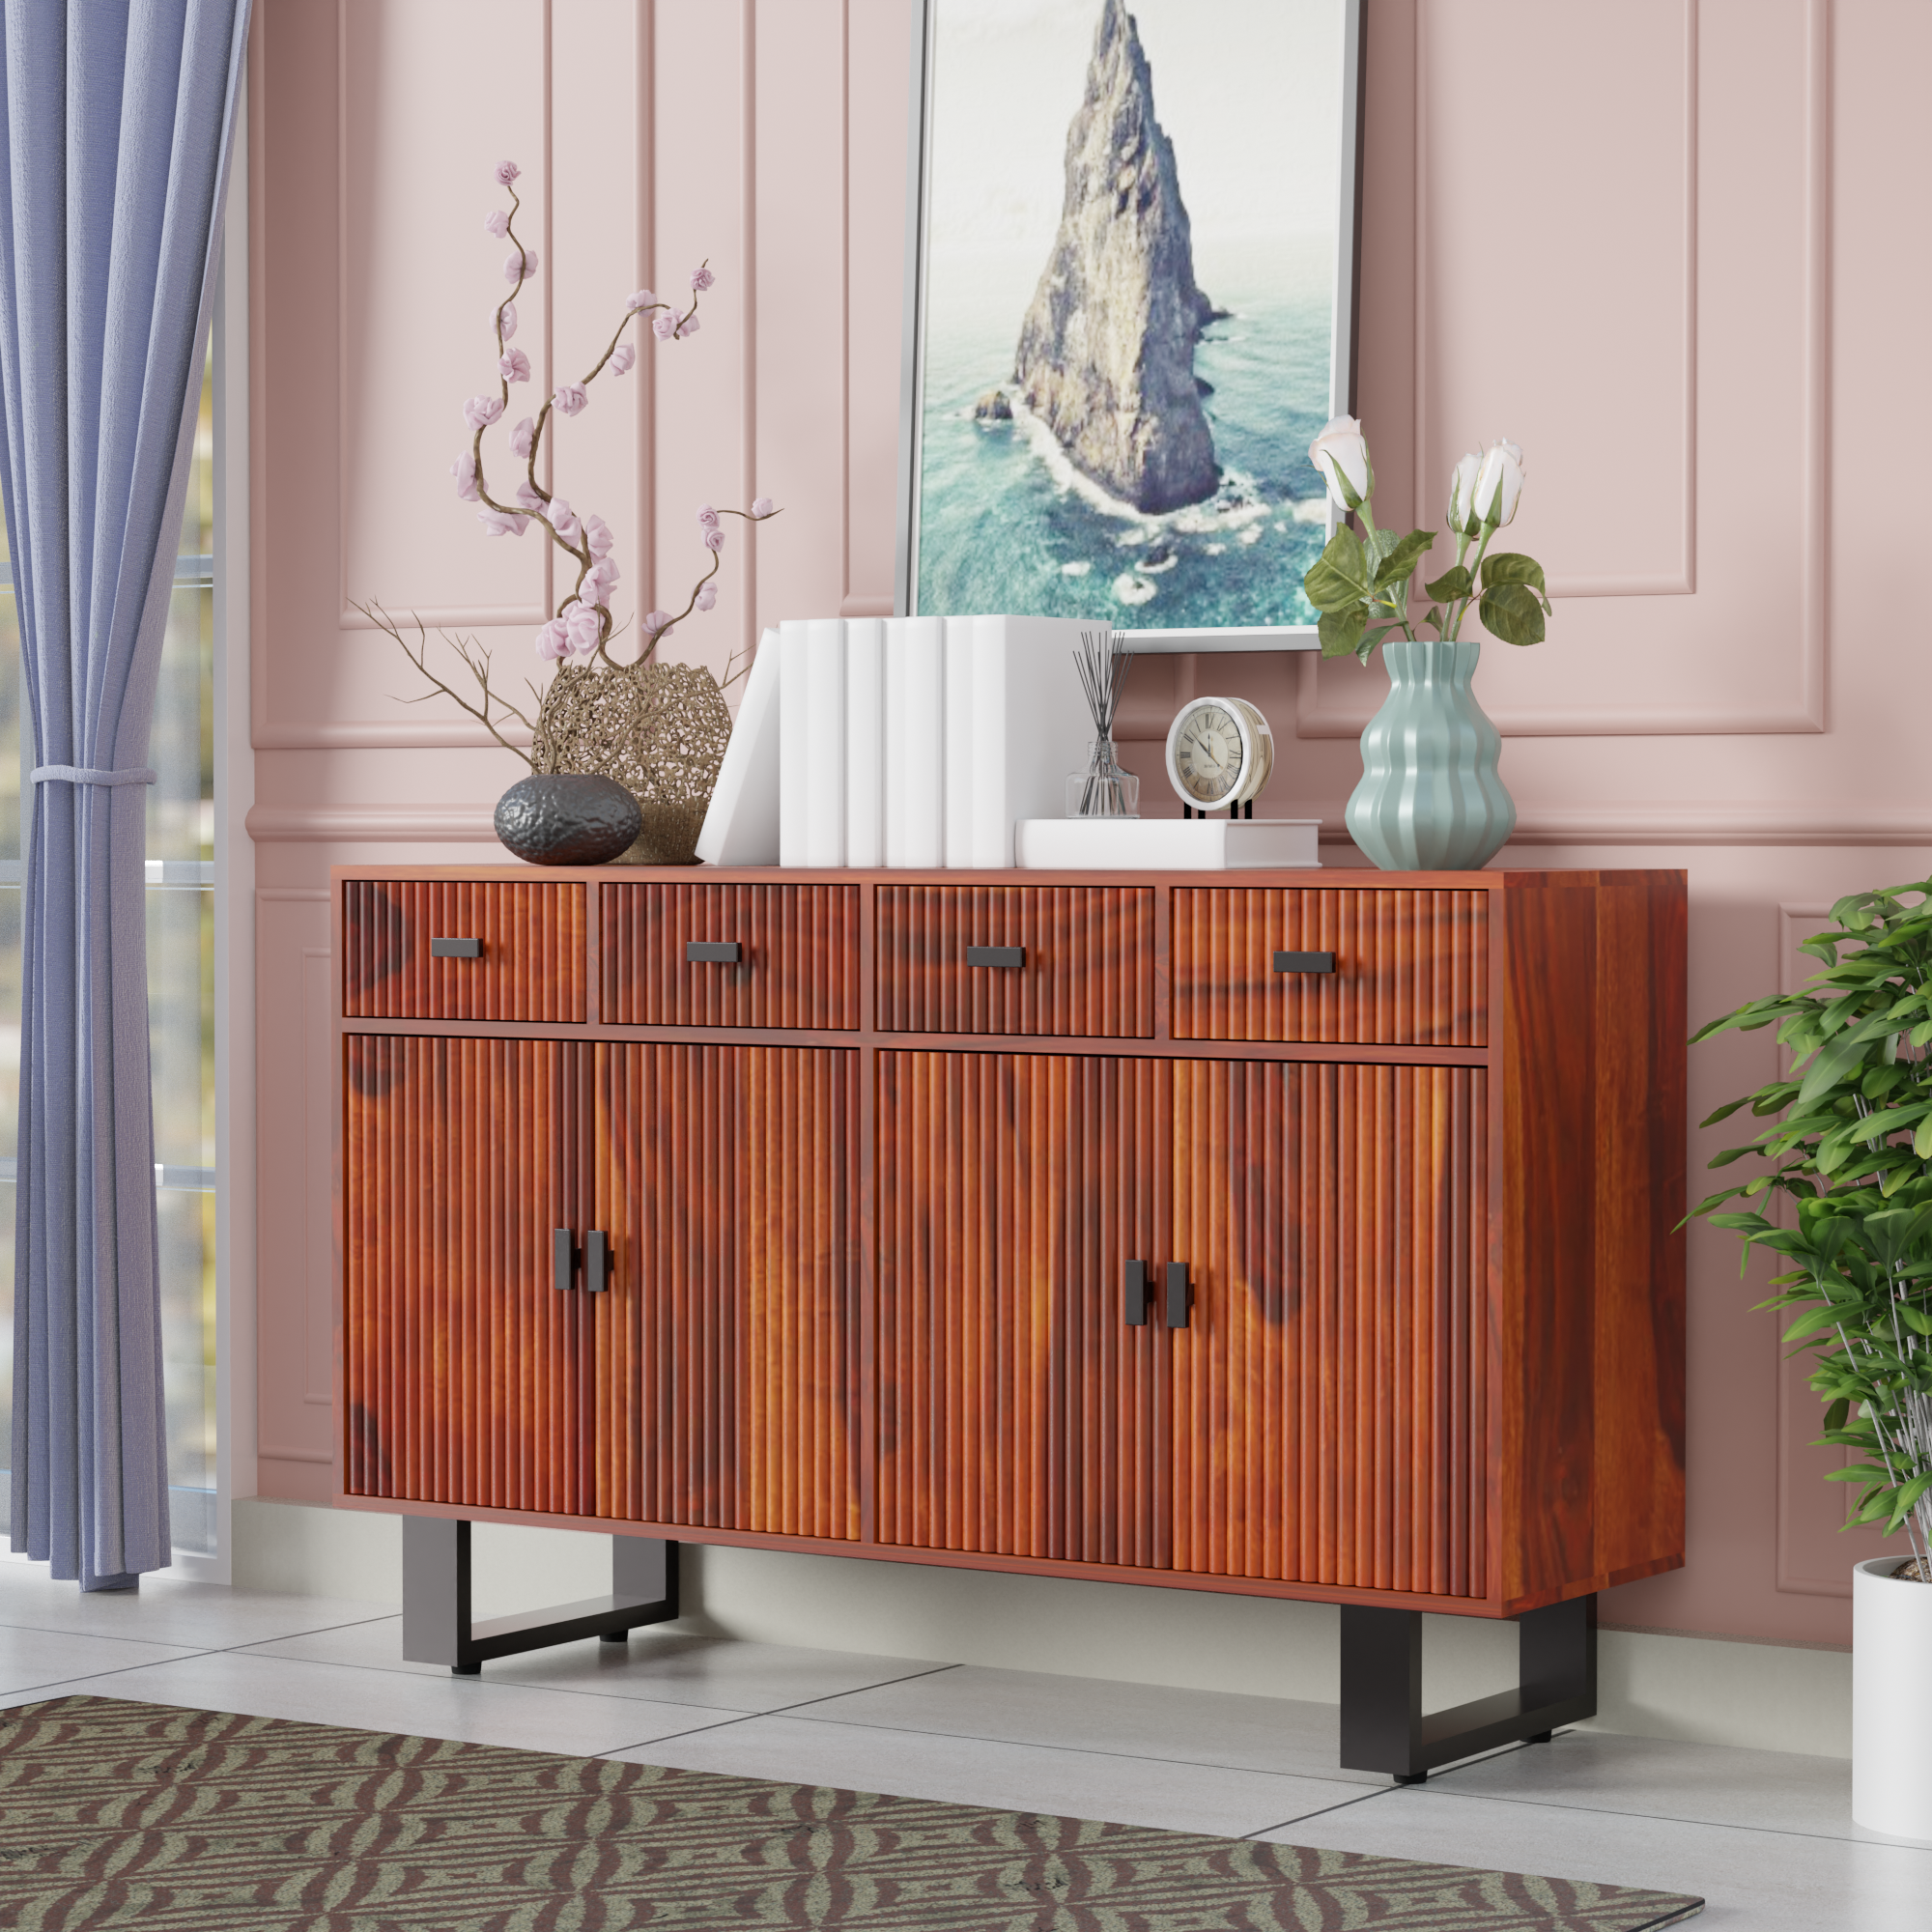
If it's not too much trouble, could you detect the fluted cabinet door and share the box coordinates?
[341,1036,595,1513]
[593,1043,861,1541]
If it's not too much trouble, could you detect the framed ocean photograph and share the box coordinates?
[895,0,1365,651]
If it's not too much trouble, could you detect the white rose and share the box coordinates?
[1308,414,1373,511]
[1471,439,1525,527]
[1446,450,1483,536]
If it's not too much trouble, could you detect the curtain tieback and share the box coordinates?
[29,765,157,786]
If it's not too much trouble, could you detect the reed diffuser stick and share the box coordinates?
[1071,625,1135,816]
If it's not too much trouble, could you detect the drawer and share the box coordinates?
[876,886,1154,1037]
[342,880,586,1022]
[601,882,860,1029]
[1171,887,1488,1045]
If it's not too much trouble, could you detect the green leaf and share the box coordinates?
[1822,1396,1851,1435]
[1795,1028,1878,1112]
[1423,564,1472,602]
[1373,528,1435,587]
[1478,581,1546,646]
[1699,1096,1751,1128]
[1480,552,1548,604]
[1303,528,1374,612]
[1317,605,1368,659]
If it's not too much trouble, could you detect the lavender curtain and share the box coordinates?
[0,0,249,1590]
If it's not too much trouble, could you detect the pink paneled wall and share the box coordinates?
[249,0,1922,1644]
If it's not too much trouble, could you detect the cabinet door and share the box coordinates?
[593,1043,860,1539]
[342,1036,595,1513]
[1170,1059,1491,1599]
[875,1050,1176,1565]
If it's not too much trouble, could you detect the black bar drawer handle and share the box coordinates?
[686,941,742,964]
[431,936,482,959]
[554,1228,577,1293]
[1124,1258,1149,1327]
[966,945,1025,969]
[584,1230,611,1293]
[1273,951,1335,975]
[1166,1262,1191,1329]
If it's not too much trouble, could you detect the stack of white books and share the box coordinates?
[696,614,1095,868]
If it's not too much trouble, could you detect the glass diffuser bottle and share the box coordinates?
[1066,626,1138,818]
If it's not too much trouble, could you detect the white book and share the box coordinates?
[777,619,810,867]
[844,617,885,867]
[887,615,945,867]
[969,614,1097,868]
[1016,816,1321,870]
[803,617,846,867]
[942,614,977,866]
[695,629,781,866]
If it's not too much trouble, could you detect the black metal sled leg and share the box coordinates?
[1339,1595,1596,1782]
[401,1518,680,1674]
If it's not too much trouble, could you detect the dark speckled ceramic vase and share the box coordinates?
[494,773,642,867]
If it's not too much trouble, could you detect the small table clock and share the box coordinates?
[1164,696,1273,816]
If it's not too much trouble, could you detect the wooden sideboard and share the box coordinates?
[332,864,1686,1774]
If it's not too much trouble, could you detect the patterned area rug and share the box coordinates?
[0,1695,1704,1930]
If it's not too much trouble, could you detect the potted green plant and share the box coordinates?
[1688,880,1932,1838]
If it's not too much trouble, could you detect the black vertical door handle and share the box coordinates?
[1166,1263,1190,1329]
[584,1230,611,1293]
[554,1228,577,1293]
[1124,1258,1149,1326]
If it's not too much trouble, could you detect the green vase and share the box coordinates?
[1345,639,1516,871]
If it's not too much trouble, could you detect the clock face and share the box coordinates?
[1170,702,1245,804]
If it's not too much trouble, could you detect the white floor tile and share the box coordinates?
[611,1712,1374,1838]
[0,1626,206,1699]
[239,1617,952,1712]
[8,1652,755,1758]
[0,1568,391,1650]
[1259,1785,1932,1930]
[798,1662,1384,1784]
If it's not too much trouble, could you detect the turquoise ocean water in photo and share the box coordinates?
[914,241,1338,633]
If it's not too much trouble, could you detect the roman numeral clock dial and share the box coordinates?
[1163,696,1273,813]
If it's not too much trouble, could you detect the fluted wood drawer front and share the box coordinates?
[342,1035,596,1514]
[342,880,586,1023]
[876,886,1154,1036]
[601,883,860,1029]
[1171,888,1489,1045]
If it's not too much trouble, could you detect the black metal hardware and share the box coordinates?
[1339,1594,1597,1782]
[553,1228,576,1293]
[1124,1259,1150,1326]
[430,936,481,958]
[966,946,1025,969]
[686,941,741,964]
[1165,1262,1190,1328]
[584,1229,611,1293]
[402,1518,680,1674]
[1273,951,1337,975]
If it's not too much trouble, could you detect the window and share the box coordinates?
[0,342,219,1560]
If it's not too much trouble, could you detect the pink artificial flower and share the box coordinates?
[495,160,521,186]
[499,348,531,384]
[504,247,538,283]
[652,313,676,341]
[585,555,620,597]
[510,415,535,459]
[582,513,614,558]
[563,601,603,654]
[696,505,720,531]
[514,480,546,514]
[548,497,582,543]
[610,343,636,377]
[691,265,715,292]
[626,289,657,312]
[463,394,504,430]
[450,450,479,502]
[676,316,700,338]
[477,506,528,537]
[484,209,509,238]
[553,383,587,417]
[703,526,725,553]
[695,583,718,611]
[498,300,519,341]
[751,496,776,518]
[535,618,570,662]
[643,609,672,638]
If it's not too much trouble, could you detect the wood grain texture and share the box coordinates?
[1171,889,1489,1046]
[593,1043,861,1540]
[341,1035,594,1512]
[601,883,861,1030]
[875,886,1155,1037]
[342,881,586,1022]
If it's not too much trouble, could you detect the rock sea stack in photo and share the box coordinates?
[1013,0,1221,514]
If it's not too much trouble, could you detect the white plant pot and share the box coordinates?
[1853,1555,1932,1838]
